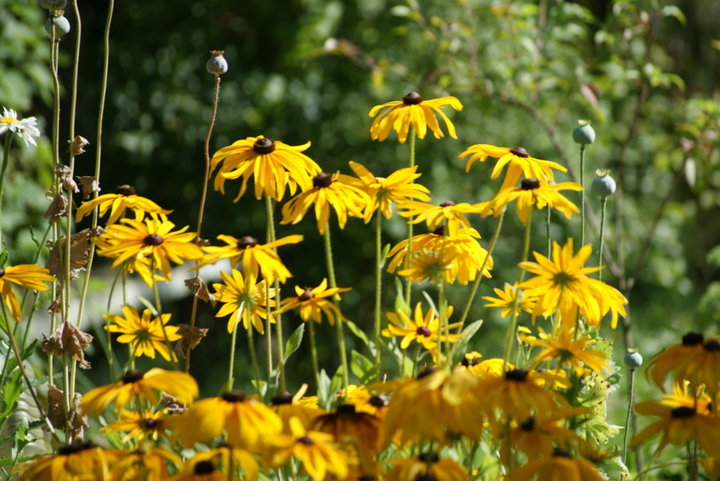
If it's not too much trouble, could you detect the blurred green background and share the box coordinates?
[2,0,720,397]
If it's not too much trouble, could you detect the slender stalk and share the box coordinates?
[546,206,551,257]
[264,195,285,390]
[502,211,533,370]
[307,320,321,390]
[622,365,636,466]
[687,442,698,481]
[403,129,416,305]
[0,134,13,248]
[263,197,275,384]
[227,320,239,391]
[437,279,448,363]
[246,327,263,396]
[598,196,608,281]
[373,213,383,379]
[323,227,349,390]
[579,145,586,246]
[48,23,61,388]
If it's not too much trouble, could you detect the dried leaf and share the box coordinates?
[44,195,68,223]
[77,176,100,199]
[184,277,216,306]
[55,164,79,193]
[41,321,93,369]
[161,394,187,414]
[46,227,105,280]
[70,135,90,156]
[174,324,208,359]
[48,385,86,438]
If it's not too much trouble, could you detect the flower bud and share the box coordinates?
[45,15,71,36]
[206,50,228,76]
[624,350,643,368]
[572,120,596,145]
[591,170,616,198]
[39,0,67,10]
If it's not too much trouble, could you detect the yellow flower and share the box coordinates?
[213,269,276,334]
[173,390,282,449]
[312,403,382,470]
[484,178,582,224]
[0,264,55,320]
[503,407,589,462]
[280,172,369,234]
[189,446,259,481]
[382,303,461,362]
[270,389,325,433]
[109,447,181,481]
[396,200,484,237]
[201,234,302,283]
[646,331,706,391]
[483,283,536,318]
[274,279,350,325]
[459,144,567,190]
[81,368,198,414]
[398,249,455,284]
[104,305,181,362]
[15,440,120,481]
[170,458,227,481]
[75,184,172,225]
[102,409,172,445]
[210,135,321,201]
[369,92,463,143]
[519,327,610,376]
[387,453,469,481]
[519,239,628,329]
[95,216,203,280]
[345,161,430,222]
[509,450,607,481]
[269,417,349,481]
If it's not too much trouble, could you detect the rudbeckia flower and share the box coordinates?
[0,263,55,320]
[520,327,610,376]
[312,403,382,470]
[646,331,706,391]
[398,249,455,284]
[211,135,321,201]
[95,215,203,280]
[280,172,369,235]
[170,459,226,481]
[387,453,469,481]
[104,305,181,362]
[271,389,325,433]
[109,446,181,481]
[185,446,259,481]
[15,440,120,481]
[396,200,484,237]
[483,283,536,318]
[337,385,389,419]
[345,161,430,222]
[483,177,582,225]
[102,409,173,445]
[213,269,276,334]
[459,144,567,190]
[81,368,198,414]
[75,184,172,225]
[509,449,607,481]
[200,233,302,283]
[369,92,463,144]
[519,239,628,329]
[274,279,350,325]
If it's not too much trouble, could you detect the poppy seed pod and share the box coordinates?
[572,120,596,145]
[39,0,67,10]
[206,50,228,76]
[45,15,71,36]
[624,351,643,368]
[591,171,616,198]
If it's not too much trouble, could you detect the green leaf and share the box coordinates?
[345,319,370,348]
[393,277,410,315]
[1,370,23,417]
[317,369,332,409]
[450,319,484,364]
[283,323,305,362]
[662,5,686,25]
[350,350,376,384]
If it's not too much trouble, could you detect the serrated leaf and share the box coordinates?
[284,323,305,362]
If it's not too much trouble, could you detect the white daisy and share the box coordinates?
[1,107,40,147]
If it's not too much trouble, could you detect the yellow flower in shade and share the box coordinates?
[200,234,302,283]
[213,269,276,334]
[382,303,462,362]
[173,391,282,449]
[102,409,172,445]
[631,387,720,458]
[387,229,493,285]
[520,327,610,376]
[280,172,369,234]
[81,369,198,414]
[459,144,567,190]
[369,92,463,144]
[170,458,226,481]
[15,440,120,481]
[270,388,325,433]
[484,178,582,225]
[269,417,349,481]
[0,264,55,320]
[75,184,172,225]
[483,283,536,318]
[396,200,484,237]
[210,135,321,201]
[104,305,181,362]
[646,331,706,391]
[519,239,628,329]
[387,453,469,481]
[337,385,389,419]
[398,249,455,284]
[184,446,259,481]
[274,279,350,325]
[109,447,181,481]
[345,161,430,222]
[312,403,382,471]
[95,216,203,280]
[509,450,607,481]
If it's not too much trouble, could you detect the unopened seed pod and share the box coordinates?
[206,50,228,76]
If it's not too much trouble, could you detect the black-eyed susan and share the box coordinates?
[271,388,325,433]
[280,172,369,234]
[81,368,198,414]
[520,327,610,376]
[459,144,567,190]
[170,459,226,481]
[646,331,706,391]
[685,337,720,393]
[109,447,181,481]
[95,215,203,280]
[509,449,607,481]
[519,239,628,329]
[213,269,276,334]
[201,233,302,283]
[190,445,259,481]
[338,385,389,419]
[172,390,282,449]
[210,135,321,201]
[396,200,484,237]
[483,283,536,318]
[104,305,181,362]
[386,452,469,481]
[483,178,582,225]
[15,440,120,481]
[369,92,463,144]
[0,263,55,320]
[273,279,350,325]
[269,417,349,481]
[312,403,382,469]
[345,161,431,222]
[398,249,455,284]
[102,409,173,445]
[75,184,172,225]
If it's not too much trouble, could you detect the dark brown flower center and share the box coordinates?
[682,332,704,346]
[0,268,5,278]
[298,435,314,445]
[671,406,696,418]
[418,452,439,463]
[143,234,164,246]
[520,178,540,190]
[194,460,216,474]
[553,448,571,458]
[253,137,275,154]
[313,173,333,188]
[416,367,435,379]
[141,418,159,429]
[461,355,480,367]
[416,326,432,337]
[431,224,446,236]
[221,390,247,402]
[520,417,536,431]
[369,394,389,407]
[403,92,423,105]
[703,340,720,351]
[58,440,94,455]
[237,236,258,249]
[299,289,314,302]
[122,370,145,384]
[510,147,529,158]
[271,391,294,405]
[439,200,455,207]
[337,404,357,415]
[359,476,378,481]
[115,184,136,196]
[505,369,529,382]
[416,475,437,481]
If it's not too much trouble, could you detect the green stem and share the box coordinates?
[263,197,275,385]
[323,227,349,390]
[403,129,416,306]
[308,320,321,391]
[0,134,14,248]
[622,366,636,466]
[48,24,61,389]
[227,320,238,391]
[579,144,586,247]
[546,206,551,257]
[374,214,383,380]
[265,195,285,390]
[687,442,698,481]
[438,279,448,364]
[502,210,533,370]
[598,197,607,281]
[246,327,263,396]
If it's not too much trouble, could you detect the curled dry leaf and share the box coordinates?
[43,194,68,223]
[77,176,100,199]
[184,277,216,306]
[47,227,105,281]
[70,135,90,156]
[48,385,86,438]
[55,164,78,193]
[174,324,209,359]
[41,321,93,369]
